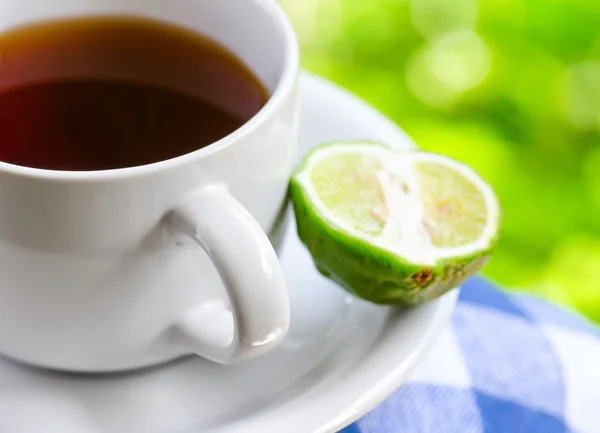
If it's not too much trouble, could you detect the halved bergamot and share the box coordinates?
[289,141,502,306]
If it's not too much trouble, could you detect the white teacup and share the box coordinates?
[0,0,299,372]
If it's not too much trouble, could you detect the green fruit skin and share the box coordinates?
[289,146,501,306]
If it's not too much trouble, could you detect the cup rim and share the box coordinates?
[0,0,299,182]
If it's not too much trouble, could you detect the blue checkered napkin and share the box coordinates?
[341,279,600,433]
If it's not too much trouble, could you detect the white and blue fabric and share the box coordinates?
[341,278,600,433]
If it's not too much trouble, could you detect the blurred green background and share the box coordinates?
[279,0,600,323]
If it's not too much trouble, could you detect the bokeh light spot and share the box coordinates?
[406,31,491,107]
[561,61,600,131]
[410,0,479,40]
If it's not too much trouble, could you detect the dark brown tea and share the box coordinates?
[0,16,269,171]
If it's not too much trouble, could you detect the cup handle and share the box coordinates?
[166,184,290,364]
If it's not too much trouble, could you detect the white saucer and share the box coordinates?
[0,72,458,433]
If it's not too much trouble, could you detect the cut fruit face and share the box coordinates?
[415,161,487,249]
[295,142,501,266]
[309,151,386,237]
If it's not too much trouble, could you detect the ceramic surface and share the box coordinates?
[0,72,458,433]
[0,0,299,371]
